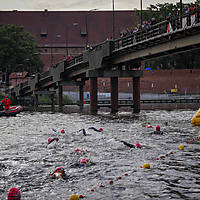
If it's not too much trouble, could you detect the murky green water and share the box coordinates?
[0,110,200,199]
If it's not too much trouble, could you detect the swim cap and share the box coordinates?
[99,128,103,132]
[75,148,80,152]
[136,143,141,148]
[54,167,65,174]
[80,158,88,165]
[179,144,184,150]
[156,125,160,131]
[5,96,8,98]
[61,129,65,133]
[48,137,53,144]
[8,188,21,200]
[69,194,79,200]
[143,163,150,169]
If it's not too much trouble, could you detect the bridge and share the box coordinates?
[10,10,200,114]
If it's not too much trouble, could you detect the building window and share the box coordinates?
[40,33,47,38]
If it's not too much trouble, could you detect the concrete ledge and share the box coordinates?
[86,69,143,77]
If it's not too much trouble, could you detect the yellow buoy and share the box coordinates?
[179,144,184,150]
[69,194,79,200]
[143,163,150,169]
[191,108,200,126]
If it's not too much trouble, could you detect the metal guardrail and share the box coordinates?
[40,71,50,79]
[65,54,84,70]
[84,98,200,107]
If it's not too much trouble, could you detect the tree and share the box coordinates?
[0,24,44,85]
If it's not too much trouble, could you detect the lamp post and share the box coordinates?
[86,9,98,46]
[180,0,183,28]
[112,0,115,40]
[66,23,79,57]
[140,0,143,25]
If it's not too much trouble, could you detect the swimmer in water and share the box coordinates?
[48,137,59,145]
[49,167,67,179]
[152,125,164,135]
[113,137,141,149]
[120,140,135,148]
[88,127,103,132]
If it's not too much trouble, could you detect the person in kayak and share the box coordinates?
[1,96,11,110]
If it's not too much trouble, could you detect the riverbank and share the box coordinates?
[22,102,200,114]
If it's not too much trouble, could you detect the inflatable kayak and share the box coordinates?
[191,108,200,126]
[0,106,23,117]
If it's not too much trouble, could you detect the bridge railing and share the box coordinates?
[113,8,200,51]
[65,54,84,69]
[21,80,29,88]
[40,70,50,79]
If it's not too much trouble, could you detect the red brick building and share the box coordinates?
[9,72,29,88]
[0,10,138,71]
[0,10,199,95]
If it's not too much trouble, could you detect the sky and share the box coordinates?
[0,0,195,11]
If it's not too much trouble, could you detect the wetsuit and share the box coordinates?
[120,140,135,148]
[82,129,86,136]
[153,131,164,135]
[48,137,59,145]
[88,127,101,132]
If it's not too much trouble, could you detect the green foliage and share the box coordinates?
[62,94,74,105]
[0,92,5,100]
[136,1,200,23]
[0,24,44,75]
[0,91,17,104]
[136,1,200,70]
[38,94,74,105]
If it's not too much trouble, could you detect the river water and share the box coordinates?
[0,110,200,200]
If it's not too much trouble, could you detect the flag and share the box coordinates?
[167,22,173,33]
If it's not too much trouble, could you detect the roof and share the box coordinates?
[10,72,28,79]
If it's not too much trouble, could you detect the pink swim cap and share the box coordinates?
[8,188,21,200]
[156,125,160,131]
[61,129,65,133]
[48,137,53,144]
[136,143,141,148]
[54,167,65,174]
[75,148,80,152]
[80,158,88,164]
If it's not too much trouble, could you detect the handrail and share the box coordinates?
[113,8,200,51]
[65,54,83,70]
[40,70,50,79]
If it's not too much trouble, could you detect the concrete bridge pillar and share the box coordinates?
[58,84,63,112]
[51,93,55,113]
[111,77,118,114]
[34,93,38,112]
[132,77,140,113]
[90,77,98,114]
[79,83,84,111]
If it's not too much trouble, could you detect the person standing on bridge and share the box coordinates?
[1,96,11,110]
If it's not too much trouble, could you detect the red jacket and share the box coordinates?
[1,98,11,110]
